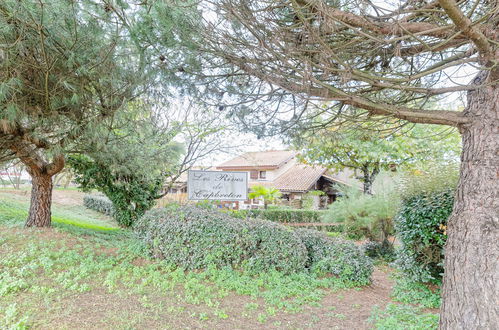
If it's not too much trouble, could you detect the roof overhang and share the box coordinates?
[216,166,279,171]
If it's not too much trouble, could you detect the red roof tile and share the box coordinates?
[250,164,327,192]
[216,150,297,169]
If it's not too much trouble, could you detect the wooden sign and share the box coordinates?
[187,170,248,201]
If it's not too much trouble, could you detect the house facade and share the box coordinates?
[216,150,349,209]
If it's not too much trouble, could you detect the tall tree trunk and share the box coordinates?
[440,74,499,329]
[9,149,66,228]
[25,171,53,227]
[360,164,379,195]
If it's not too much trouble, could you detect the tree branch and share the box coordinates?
[438,0,493,60]
[46,154,65,176]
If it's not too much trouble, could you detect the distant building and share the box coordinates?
[216,150,352,209]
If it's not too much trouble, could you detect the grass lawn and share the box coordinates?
[0,190,438,329]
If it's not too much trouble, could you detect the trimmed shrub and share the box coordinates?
[135,206,373,283]
[294,229,373,285]
[394,189,454,283]
[134,206,308,274]
[229,209,326,223]
[69,154,165,227]
[83,194,114,216]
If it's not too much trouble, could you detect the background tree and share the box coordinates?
[68,102,182,227]
[161,101,245,193]
[197,0,498,327]
[0,160,25,189]
[294,122,461,194]
[249,185,282,209]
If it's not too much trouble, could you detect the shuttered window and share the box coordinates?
[250,170,258,179]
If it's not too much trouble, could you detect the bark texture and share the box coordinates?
[440,72,499,329]
[25,171,54,227]
[360,164,379,195]
[12,152,65,228]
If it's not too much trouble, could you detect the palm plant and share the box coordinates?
[248,185,282,209]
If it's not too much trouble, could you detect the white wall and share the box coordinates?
[251,158,297,182]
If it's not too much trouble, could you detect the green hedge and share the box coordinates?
[395,189,454,283]
[227,208,326,223]
[83,194,114,216]
[295,229,373,284]
[135,206,307,274]
[134,206,373,283]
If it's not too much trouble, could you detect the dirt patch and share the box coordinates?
[52,189,86,207]
[248,268,395,330]
[17,267,395,330]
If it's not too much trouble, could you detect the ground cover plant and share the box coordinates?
[368,272,441,329]
[0,189,441,329]
[370,304,439,330]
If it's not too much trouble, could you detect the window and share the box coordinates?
[259,171,266,179]
[250,170,258,179]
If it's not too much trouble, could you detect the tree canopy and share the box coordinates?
[197,0,496,130]
[294,122,461,193]
[0,0,197,227]
[68,101,183,227]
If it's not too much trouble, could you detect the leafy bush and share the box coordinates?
[228,209,326,223]
[134,206,308,274]
[294,229,373,284]
[394,164,457,283]
[323,187,398,244]
[83,195,114,216]
[362,240,395,261]
[69,154,165,227]
[135,206,373,283]
[395,189,454,283]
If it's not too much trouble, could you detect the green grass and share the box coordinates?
[0,192,119,232]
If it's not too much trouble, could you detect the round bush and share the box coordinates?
[134,206,308,274]
[395,189,454,283]
[294,229,373,284]
[83,194,114,216]
[362,240,395,261]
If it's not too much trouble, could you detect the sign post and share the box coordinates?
[187,170,248,201]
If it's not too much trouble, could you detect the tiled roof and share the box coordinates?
[216,150,297,169]
[250,164,327,192]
